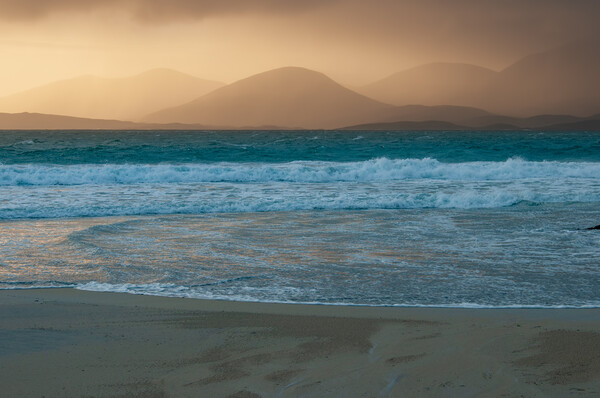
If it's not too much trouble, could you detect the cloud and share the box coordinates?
[2,0,599,74]
[0,0,334,22]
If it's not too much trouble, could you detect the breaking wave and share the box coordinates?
[2,157,600,186]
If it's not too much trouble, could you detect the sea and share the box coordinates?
[1,130,599,308]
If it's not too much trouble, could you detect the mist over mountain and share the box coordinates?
[359,63,496,109]
[483,40,600,116]
[360,41,600,117]
[0,69,224,121]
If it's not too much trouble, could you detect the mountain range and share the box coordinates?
[0,40,598,130]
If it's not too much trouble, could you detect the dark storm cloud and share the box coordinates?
[2,0,598,40]
[1,0,597,35]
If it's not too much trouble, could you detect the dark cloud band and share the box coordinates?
[0,0,333,22]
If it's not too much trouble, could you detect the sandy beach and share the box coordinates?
[0,289,598,397]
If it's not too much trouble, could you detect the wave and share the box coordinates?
[2,158,600,186]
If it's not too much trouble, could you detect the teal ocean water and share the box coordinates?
[1,130,599,307]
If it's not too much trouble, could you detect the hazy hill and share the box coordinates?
[145,67,403,129]
[342,120,466,131]
[146,67,492,129]
[359,63,496,108]
[342,113,600,131]
[0,112,144,130]
[464,114,583,129]
[0,69,224,121]
[540,116,600,131]
[360,41,600,117]
[388,104,491,125]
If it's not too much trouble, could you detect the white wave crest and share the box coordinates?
[2,158,600,186]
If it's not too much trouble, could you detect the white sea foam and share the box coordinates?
[2,158,600,186]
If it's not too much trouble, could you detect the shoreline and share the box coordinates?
[1,288,599,397]
[4,285,600,310]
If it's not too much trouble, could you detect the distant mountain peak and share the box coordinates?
[146,66,492,129]
[222,66,337,88]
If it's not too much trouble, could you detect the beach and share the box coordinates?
[1,289,599,397]
[1,130,600,397]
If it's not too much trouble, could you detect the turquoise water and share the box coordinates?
[1,130,599,307]
[1,130,600,164]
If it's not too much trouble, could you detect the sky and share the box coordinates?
[1,0,599,96]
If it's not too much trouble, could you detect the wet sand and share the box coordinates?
[1,289,599,397]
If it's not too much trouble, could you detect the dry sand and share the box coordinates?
[0,289,599,397]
